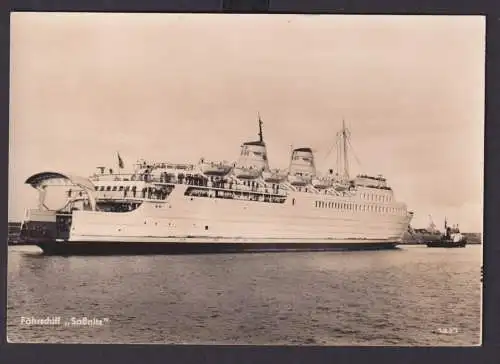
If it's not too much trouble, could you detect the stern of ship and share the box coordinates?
[19,171,97,254]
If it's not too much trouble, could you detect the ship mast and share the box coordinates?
[342,119,350,181]
[258,112,264,143]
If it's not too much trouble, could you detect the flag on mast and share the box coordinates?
[117,152,124,169]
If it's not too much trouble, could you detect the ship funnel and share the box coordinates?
[287,147,316,186]
[233,115,270,179]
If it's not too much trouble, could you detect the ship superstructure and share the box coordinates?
[19,116,413,254]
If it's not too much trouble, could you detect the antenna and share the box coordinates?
[257,112,264,143]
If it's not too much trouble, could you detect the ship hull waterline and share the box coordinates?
[426,241,467,248]
[31,239,400,255]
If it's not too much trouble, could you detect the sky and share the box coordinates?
[9,13,485,232]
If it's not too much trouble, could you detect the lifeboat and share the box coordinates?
[288,174,311,186]
[262,169,287,183]
[200,160,233,176]
[233,166,261,179]
[332,182,348,191]
[312,177,333,189]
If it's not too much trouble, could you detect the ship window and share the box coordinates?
[94,186,99,191]
[119,186,124,191]
[106,186,111,191]
[99,186,105,191]
[112,186,118,191]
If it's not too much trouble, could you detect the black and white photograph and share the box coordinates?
[7,12,484,345]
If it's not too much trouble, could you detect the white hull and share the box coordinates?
[64,186,410,244]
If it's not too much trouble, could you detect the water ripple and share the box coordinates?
[7,245,481,345]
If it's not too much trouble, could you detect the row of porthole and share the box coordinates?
[141,221,209,230]
[315,200,404,215]
[360,192,391,202]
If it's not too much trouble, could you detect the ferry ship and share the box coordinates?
[19,117,413,255]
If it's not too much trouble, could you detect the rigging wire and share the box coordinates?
[346,135,363,170]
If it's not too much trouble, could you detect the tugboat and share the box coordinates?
[426,218,467,248]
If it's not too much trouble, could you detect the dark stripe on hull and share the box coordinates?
[35,241,399,256]
[426,241,467,248]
